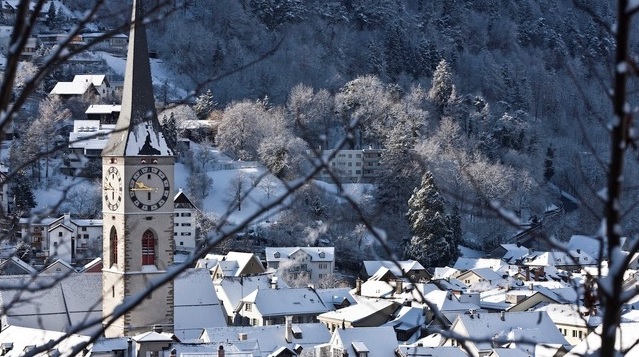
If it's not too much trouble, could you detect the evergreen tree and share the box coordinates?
[428,59,453,116]
[544,145,555,182]
[46,2,57,27]
[448,204,462,256]
[194,90,215,120]
[161,113,178,150]
[404,171,455,267]
[13,170,36,216]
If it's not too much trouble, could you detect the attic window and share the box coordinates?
[110,158,117,164]
[274,252,280,258]
[319,252,325,258]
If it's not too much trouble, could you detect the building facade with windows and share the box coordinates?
[265,247,335,283]
[18,214,103,265]
[317,148,383,183]
[174,190,197,250]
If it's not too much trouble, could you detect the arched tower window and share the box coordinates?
[142,230,156,266]
[110,226,118,266]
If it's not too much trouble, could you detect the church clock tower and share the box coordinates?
[101,0,175,338]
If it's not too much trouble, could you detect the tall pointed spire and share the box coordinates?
[102,0,173,157]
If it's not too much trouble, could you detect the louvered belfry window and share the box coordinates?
[142,230,156,265]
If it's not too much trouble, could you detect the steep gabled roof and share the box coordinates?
[174,190,196,209]
[101,0,172,157]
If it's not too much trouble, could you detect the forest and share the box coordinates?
[52,0,639,262]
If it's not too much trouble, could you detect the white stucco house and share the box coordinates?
[265,246,335,283]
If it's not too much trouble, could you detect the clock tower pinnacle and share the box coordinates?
[102,0,175,338]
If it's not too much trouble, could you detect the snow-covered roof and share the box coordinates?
[397,345,468,357]
[453,257,505,271]
[314,287,357,310]
[358,279,395,298]
[0,325,90,357]
[132,331,173,342]
[498,244,530,262]
[0,273,103,335]
[174,268,227,340]
[524,250,595,267]
[85,104,121,114]
[0,256,37,275]
[328,326,399,357]
[536,303,601,328]
[361,260,425,277]
[565,322,639,356]
[451,311,569,354]
[200,323,331,357]
[50,75,106,95]
[240,287,328,316]
[40,259,76,275]
[421,289,479,312]
[432,266,459,280]
[214,275,287,317]
[318,299,398,324]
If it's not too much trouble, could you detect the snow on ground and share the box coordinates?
[98,51,188,100]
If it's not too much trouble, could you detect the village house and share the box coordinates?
[317,148,384,183]
[214,275,289,325]
[65,105,120,174]
[444,311,570,356]
[209,251,266,280]
[198,321,332,357]
[234,286,328,326]
[50,74,113,99]
[315,326,399,357]
[81,32,128,54]
[524,250,596,272]
[455,267,507,288]
[173,190,197,250]
[18,213,102,265]
[359,260,430,281]
[317,299,400,332]
[536,303,601,345]
[265,246,335,283]
[0,256,37,275]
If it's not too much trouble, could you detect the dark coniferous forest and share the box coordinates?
[62,0,639,262]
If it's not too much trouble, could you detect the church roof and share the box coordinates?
[101,0,173,157]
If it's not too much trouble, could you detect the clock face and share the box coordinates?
[104,166,123,211]
[128,166,171,211]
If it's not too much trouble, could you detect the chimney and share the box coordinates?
[395,279,403,294]
[127,338,133,357]
[270,276,278,289]
[153,324,163,333]
[285,316,293,342]
[217,346,225,357]
[355,278,362,295]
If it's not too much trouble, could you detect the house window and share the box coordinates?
[182,223,191,226]
[182,213,191,217]
[142,230,156,265]
[81,227,87,231]
[573,330,577,337]
[83,234,89,239]
[110,227,118,265]
[245,303,252,312]
[58,232,63,237]
[579,331,583,339]
[179,241,183,246]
